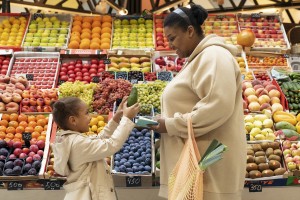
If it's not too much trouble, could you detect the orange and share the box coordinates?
[102,15,112,23]
[72,20,82,26]
[0,131,6,139]
[41,131,47,137]
[101,27,111,34]
[90,42,100,49]
[81,32,91,39]
[31,131,40,139]
[25,126,34,132]
[18,114,28,122]
[0,126,6,132]
[16,126,25,134]
[92,21,101,28]
[101,38,110,43]
[101,33,111,39]
[28,115,36,122]
[80,41,90,49]
[8,121,18,128]
[71,31,81,37]
[38,135,46,141]
[34,125,44,133]
[37,119,47,127]
[14,133,22,139]
[82,22,91,29]
[81,38,90,44]
[36,115,46,121]
[4,138,11,143]
[19,121,28,128]
[28,121,37,128]
[68,40,79,49]
[6,133,14,139]
[91,37,101,44]
[74,15,83,22]
[9,113,18,121]
[12,138,21,142]
[2,114,10,121]
[102,22,112,28]
[72,25,82,33]
[100,43,110,49]
[70,36,81,43]
[0,120,8,127]
[6,127,15,134]
[92,33,101,39]
[82,16,93,23]
[82,28,92,34]
[93,16,102,22]
[92,27,101,34]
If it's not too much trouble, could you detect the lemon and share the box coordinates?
[98,121,105,127]
[91,125,98,132]
[97,127,103,133]
[97,115,104,121]
[89,117,98,126]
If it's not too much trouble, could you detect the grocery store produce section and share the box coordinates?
[1,12,300,192]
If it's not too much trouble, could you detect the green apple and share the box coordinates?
[139,42,146,46]
[114,28,122,33]
[57,38,65,43]
[31,42,40,46]
[121,36,129,41]
[131,24,138,28]
[58,34,66,38]
[146,33,152,38]
[61,21,69,26]
[36,17,43,22]
[145,19,153,24]
[41,38,49,43]
[28,29,37,33]
[61,24,69,28]
[146,37,153,41]
[53,24,60,28]
[137,37,145,42]
[26,33,34,37]
[129,37,136,41]
[121,19,129,25]
[129,33,137,37]
[47,43,55,46]
[60,29,68,34]
[112,41,120,45]
[40,43,48,46]
[146,41,154,46]
[114,33,121,37]
[33,38,41,42]
[138,33,145,37]
[37,29,44,33]
[113,36,121,41]
[146,28,153,33]
[49,38,57,43]
[43,17,50,22]
[55,43,63,47]
[114,19,121,25]
[121,32,129,37]
[43,29,50,33]
[123,28,131,33]
[120,41,129,46]
[50,16,58,22]
[31,20,37,24]
[146,23,153,28]
[38,24,45,28]
[50,33,57,37]
[131,28,138,33]
[51,29,58,34]
[129,41,137,46]
[23,42,31,46]
[138,27,146,33]
[130,19,137,25]
[42,32,49,37]
[29,24,37,29]
[138,18,145,24]
[114,24,121,29]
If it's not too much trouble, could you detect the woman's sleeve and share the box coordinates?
[74,117,135,163]
[165,47,240,138]
[97,119,119,139]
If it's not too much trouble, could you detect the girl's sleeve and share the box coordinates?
[97,119,119,139]
[165,47,240,138]
[74,117,135,163]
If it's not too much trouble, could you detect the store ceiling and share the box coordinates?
[0,0,300,24]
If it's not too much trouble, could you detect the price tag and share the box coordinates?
[33,47,43,52]
[117,50,123,55]
[283,54,289,58]
[249,182,262,192]
[44,180,61,190]
[126,176,141,187]
[92,76,100,83]
[251,13,261,18]
[103,59,111,64]
[216,15,225,19]
[33,13,43,20]
[7,181,23,190]
[22,132,32,141]
[130,79,138,84]
[246,134,250,141]
[26,74,34,81]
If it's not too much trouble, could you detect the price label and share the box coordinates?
[130,79,138,84]
[103,59,111,64]
[251,13,261,18]
[22,132,32,141]
[92,76,100,83]
[8,181,23,190]
[216,15,225,19]
[283,54,289,58]
[44,180,61,190]
[246,134,250,141]
[249,182,262,192]
[33,47,43,52]
[26,74,34,81]
[33,13,43,20]
[126,176,141,187]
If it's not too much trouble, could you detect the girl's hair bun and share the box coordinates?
[190,4,208,26]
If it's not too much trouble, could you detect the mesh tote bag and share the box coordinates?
[168,116,203,200]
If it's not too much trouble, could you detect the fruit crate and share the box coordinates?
[203,14,239,46]
[152,51,187,74]
[0,49,13,76]
[7,52,60,89]
[111,16,154,50]
[237,13,290,54]
[0,13,31,51]
[280,141,300,177]
[21,13,72,52]
[153,14,170,51]
[245,141,288,181]
[110,128,155,187]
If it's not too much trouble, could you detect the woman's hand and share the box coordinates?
[123,102,140,119]
[113,96,127,123]
[150,116,167,133]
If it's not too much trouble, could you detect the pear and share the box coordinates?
[250,127,261,137]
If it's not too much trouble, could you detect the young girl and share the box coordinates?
[51,96,140,200]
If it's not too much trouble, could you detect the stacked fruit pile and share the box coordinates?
[154,15,169,50]
[58,58,106,83]
[247,55,289,69]
[85,115,107,136]
[246,142,286,179]
[282,141,300,172]
[278,81,300,113]
[23,16,70,48]
[108,56,151,73]
[112,17,153,49]
[0,55,11,75]
[45,149,54,177]
[68,15,112,49]
[154,56,186,72]
[0,16,29,47]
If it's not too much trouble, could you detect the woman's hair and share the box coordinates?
[164,4,208,35]
[50,97,82,130]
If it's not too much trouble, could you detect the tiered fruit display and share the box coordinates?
[10,55,59,89]
[154,15,169,50]
[246,142,286,179]
[246,55,289,70]
[0,75,29,112]
[108,56,151,72]
[153,55,186,72]
[134,80,167,113]
[203,15,239,45]
[272,111,300,140]
[93,79,132,114]
[68,15,112,49]
[0,16,29,47]
[46,149,54,177]
[23,15,70,48]
[0,55,11,75]
[21,86,58,113]
[85,115,107,136]
[243,79,283,112]
[278,81,300,113]
[112,17,154,49]
[58,58,106,83]
[58,81,96,111]
[113,128,152,174]
[282,141,300,172]
[238,15,287,49]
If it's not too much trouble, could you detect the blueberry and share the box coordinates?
[141,129,149,134]
[133,128,138,132]
[137,149,143,154]
[141,162,145,166]
[134,152,140,158]
[123,150,129,154]
[141,152,146,156]
[123,153,129,159]
[138,166,144,171]
[146,154,152,159]
[145,158,151,165]
[146,149,151,154]
[133,163,139,167]
[119,160,126,165]
[114,161,120,166]
[129,156,135,160]
[145,132,151,137]
[114,167,120,172]
[144,165,151,172]
[124,162,131,168]
[127,168,133,173]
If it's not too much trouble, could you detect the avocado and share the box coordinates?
[127,87,138,107]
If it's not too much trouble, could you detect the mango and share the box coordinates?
[141,62,151,68]
[141,67,151,73]
[120,67,130,72]
[131,67,140,71]
[129,57,140,63]
[119,57,129,63]
[119,62,131,68]
[140,57,150,63]
[108,67,119,72]
[131,63,141,68]
[108,62,119,69]
[109,57,120,63]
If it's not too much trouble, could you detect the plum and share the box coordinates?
[12,166,22,175]
[0,161,4,169]
[144,165,151,172]
[4,168,13,175]
[0,140,7,148]
[0,155,6,160]
[4,161,14,169]
[28,168,37,175]
[23,163,32,172]
[0,148,9,157]
[0,168,2,176]
[32,160,41,170]
[13,159,23,167]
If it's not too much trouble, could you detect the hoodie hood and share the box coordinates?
[188,34,241,63]
[52,130,79,176]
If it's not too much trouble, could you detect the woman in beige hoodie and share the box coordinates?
[153,5,247,200]
[51,96,139,200]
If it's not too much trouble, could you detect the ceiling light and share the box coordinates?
[105,0,128,15]
[118,8,128,15]
[95,0,107,14]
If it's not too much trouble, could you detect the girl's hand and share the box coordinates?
[113,96,127,123]
[123,102,140,119]
[150,116,167,133]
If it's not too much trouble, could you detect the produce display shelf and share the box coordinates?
[60,49,107,55]
[153,14,170,51]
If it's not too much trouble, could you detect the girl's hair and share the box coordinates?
[164,4,208,35]
[50,97,82,130]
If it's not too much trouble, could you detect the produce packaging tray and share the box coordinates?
[237,13,290,53]
[7,52,60,89]
[152,51,187,74]
[203,14,239,45]
[111,16,154,51]
[21,13,72,52]
[111,128,155,187]
[281,141,300,177]
[153,14,170,51]
[0,13,31,51]
[246,53,292,71]
[276,80,300,112]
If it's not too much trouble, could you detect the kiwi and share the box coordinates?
[246,163,258,172]
[252,144,262,152]
[258,163,269,172]
[274,168,286,175]
[273,149,283,157]
[245,171,249,178]
[247,145,253,150]
[262,169,274,177]
[249,170,262,179]
[255,151,266,157]
[261,142,270,151]
[255,156,267,164]
[247,149,254,156]
[265,148,274,157]
[247,155,255,163]
[269,160,281,170]
[268,154,281,162]
[269,142,280,150]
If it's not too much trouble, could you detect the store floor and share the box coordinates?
[0,187,299,200]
